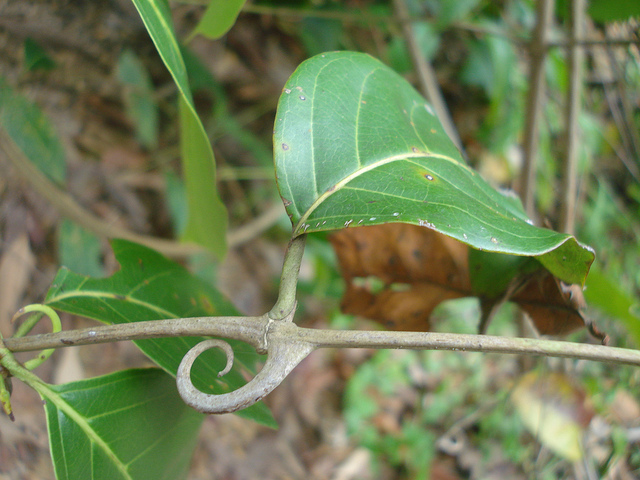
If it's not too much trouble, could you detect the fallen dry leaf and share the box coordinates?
[511,371,594,461]
[330,223,587,334]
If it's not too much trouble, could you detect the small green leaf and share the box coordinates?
[274,52,594,285]
[58,219,105,278]
[588,0,640,22]
[130,0,227,258]
[117,49,159,149]
[45,239,276,428]
[469,249,540,299]
[0,77,66,183]
[42,368,203,480]
[23,37,56,71]
[192,0,246,40]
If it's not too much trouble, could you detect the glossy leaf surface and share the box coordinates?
[45,239,275,427]
[274,51,594,285]
[44,368,203,480]
[131,0,227,258]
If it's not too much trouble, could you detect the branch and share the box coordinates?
[0,128,284,257]
[4,314,640,414]
[520,0,555,218]
[559,0,586,235]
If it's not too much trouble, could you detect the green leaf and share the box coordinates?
[192,0,246,40]
[274,51,594,285]
[58,219,105,278]
[40,368,203,480]
[469,249,539,299]
[130,0,227,258]
[178,96,227,258]
[0,77,66,183]
[23,37,56,71]
[584,266,640,347]
[45,239,276,428]
[117,49,159,149]
[588,0,640,22]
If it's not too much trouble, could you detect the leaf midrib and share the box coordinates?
[294,151,458,232]
[32,375,133,480]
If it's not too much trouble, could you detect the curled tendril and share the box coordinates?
[176,332,315,414]
[11,304,62,370]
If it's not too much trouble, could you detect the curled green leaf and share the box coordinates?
[273,51,594,285]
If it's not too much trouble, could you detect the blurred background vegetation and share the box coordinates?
[0,0,639,478]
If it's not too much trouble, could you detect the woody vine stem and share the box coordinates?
[2,234,640,414]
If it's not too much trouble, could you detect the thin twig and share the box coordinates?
[0,128,284,256]
[2,316,268,352]
[520,0,555,219]
[392,0,466,157]
[605,41,640,165]
[559,0,586,235]
[243,3,640,48]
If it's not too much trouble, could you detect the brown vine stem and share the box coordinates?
[0,128,284,257]
[4,314,640,414]
[559,0,585,235]
[520,0,555,218]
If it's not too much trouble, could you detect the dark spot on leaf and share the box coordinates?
[282,143,289,150]
[412,249,422,260]
[114,294,126,300]
[326,185,336,192]
[412,147,419,153]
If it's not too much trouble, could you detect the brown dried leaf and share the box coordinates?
[330,223,469,331]
[513,273,586,335]
[331,224,587,334]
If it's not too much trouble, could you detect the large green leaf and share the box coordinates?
[45,239,275,428]
[273,51,594,285]
[41,368,203,480]
[130,0,227,258]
